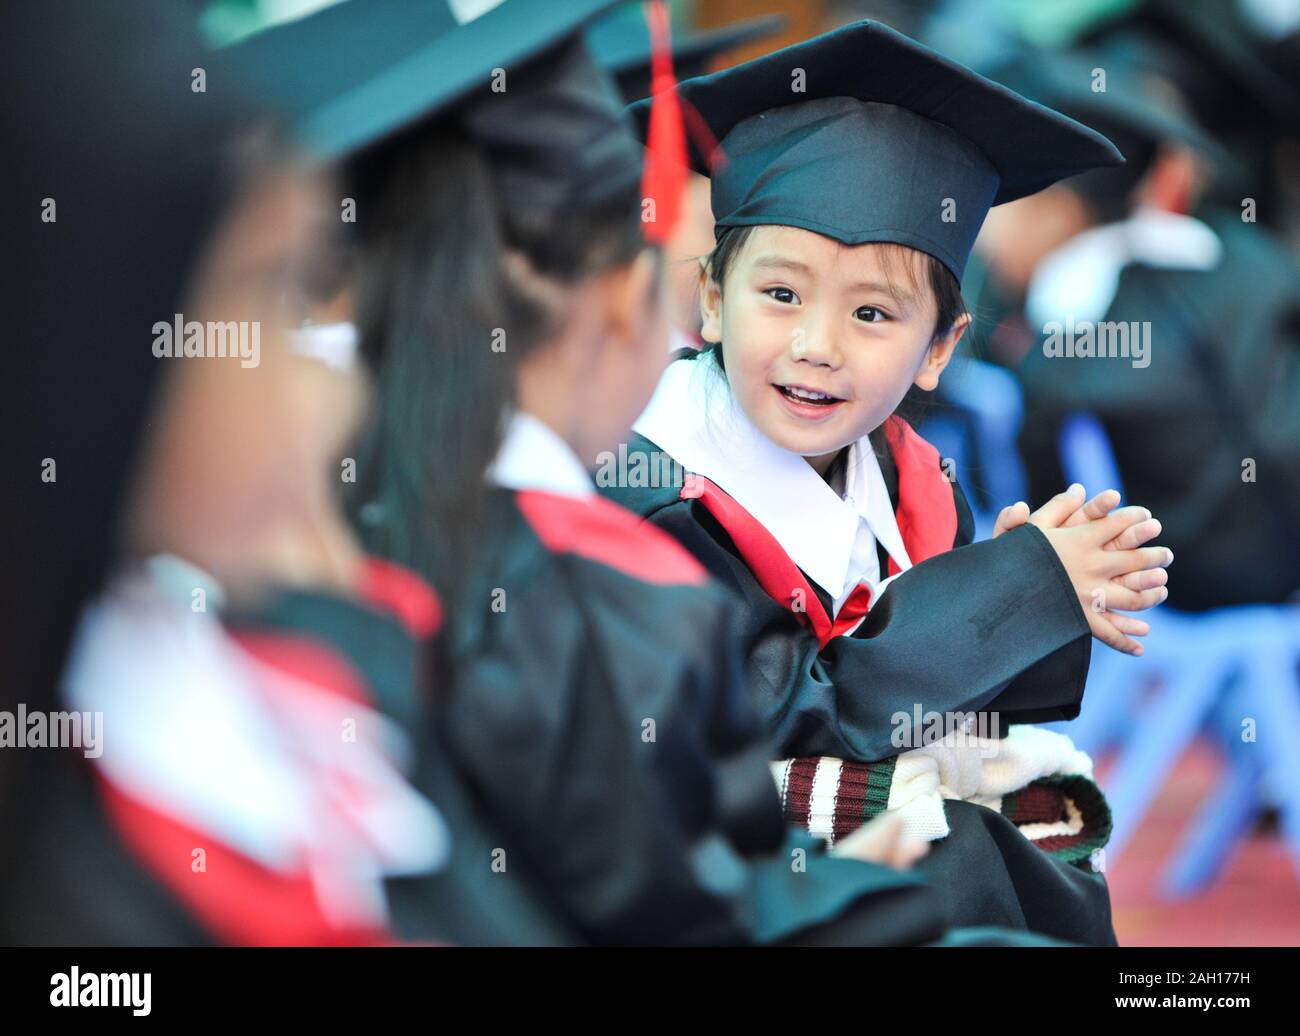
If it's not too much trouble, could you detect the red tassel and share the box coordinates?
[640,0,687,244]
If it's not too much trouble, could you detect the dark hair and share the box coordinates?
[346,119,648,604]
[1057,112,1159,226]
[702,224,968,480]
[705,224,968,342]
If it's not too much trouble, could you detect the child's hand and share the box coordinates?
[992,483,1120,539]
[829,811,929,869]
[1033,502,1173,657]
[994,484,1170,655]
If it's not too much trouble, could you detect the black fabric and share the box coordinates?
[600,436,1114,943]
[0,0,255,859]
[0,749,214,947]
[386,742,582,947]
[422,488,953,945]
[915,800,1116,946]
[224,587,429,732]
[223,580,582,946]
[604,434,1092,763]
[588,10,787,103]
[1017,210,1300,611]
[228,0,635,188]
[628,18,1123,279]
[460,33,643,209]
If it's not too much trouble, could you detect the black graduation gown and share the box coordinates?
[427,484,955,946]
[1017,209,1300,611]
[0,560,519,947]
[218,565,580,947]
[602,358,1094,764]
[599,360,1115,943]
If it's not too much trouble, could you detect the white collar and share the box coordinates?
[487,410,593,498]
[62,569,448,926]
[633,353,911,599]
[1027,207,1223,327]
[285,321,359,372]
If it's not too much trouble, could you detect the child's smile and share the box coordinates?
[772,380,849,421]
[701,225,967,475]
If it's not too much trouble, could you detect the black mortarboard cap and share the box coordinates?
[589,11,787,102]
[630,19,1125,280]
[227,0,642,206]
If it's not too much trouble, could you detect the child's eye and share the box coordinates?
[763,286,800,305]
[854,305,887,323]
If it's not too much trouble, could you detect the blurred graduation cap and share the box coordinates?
[981,43,1232,170]
[1048,0,1299,130]
[226,0,645,208]
[589,10,787,102]
[630,18,1124,281]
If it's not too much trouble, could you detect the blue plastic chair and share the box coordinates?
[1055,412,1300,895]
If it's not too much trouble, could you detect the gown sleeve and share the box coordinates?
[441,550,768,945]
[641,490,1092,762]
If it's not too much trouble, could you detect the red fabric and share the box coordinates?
[682,418,957,647]
[686,475,834,645]
[782,758,820,830]
[828,584,873,640]
[518,489,707,586]
[230,631,372,707]
[883,415,958,576]
[99,776,386,947]
[639,0,687,245]
[357,556,442,638]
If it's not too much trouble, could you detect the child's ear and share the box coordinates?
[913,312,971,391]
[698,262,723,343]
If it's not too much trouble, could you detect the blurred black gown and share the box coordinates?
[406,473,960,945]
[1017,209,1300,611]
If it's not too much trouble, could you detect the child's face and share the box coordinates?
[701,226,965,472]
[127,164,367,593]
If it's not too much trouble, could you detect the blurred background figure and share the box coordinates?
[908,0,1300,944]
[977,44,1300,613]
[1,0,448,944]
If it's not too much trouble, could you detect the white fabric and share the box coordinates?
[487,410,594,499]
[1026,207,1223,328]
[286,321,359,372]
[634,352,910,616]
[62,567,448,928]
[773,724,1094,845]
[886,724,1095,842]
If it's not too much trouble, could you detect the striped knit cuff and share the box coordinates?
[772,756,897,846]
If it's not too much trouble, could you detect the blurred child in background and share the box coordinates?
[2,0,452,946]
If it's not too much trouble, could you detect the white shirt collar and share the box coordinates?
[634,353,911,601]
[62,569,449,917]
[487,410,594,499]
[1027,207,1223,327]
